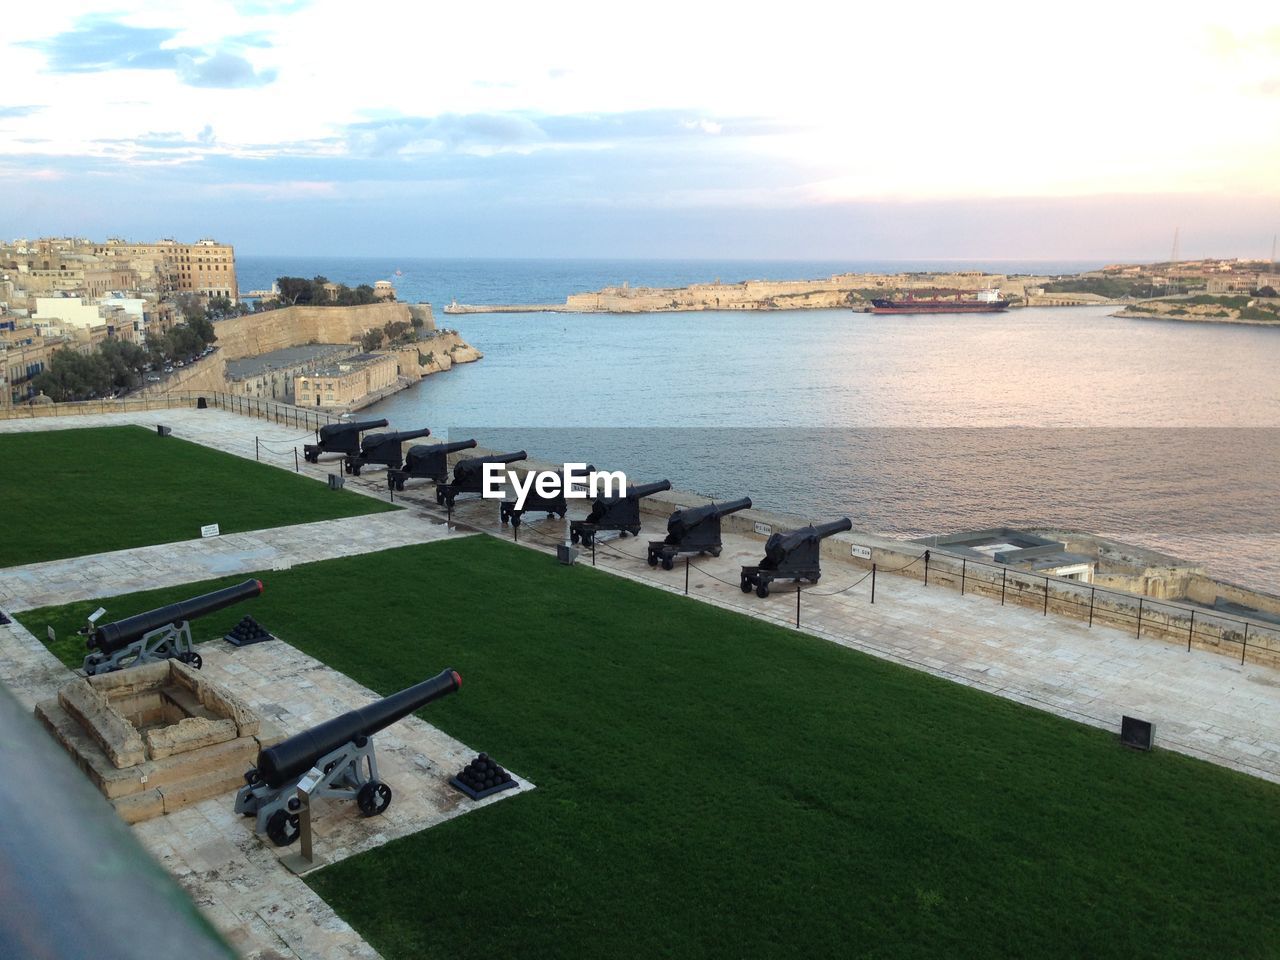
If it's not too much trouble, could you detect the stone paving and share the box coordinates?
[0,512,459,612]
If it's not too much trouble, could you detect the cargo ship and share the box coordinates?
[868,288,1010,314]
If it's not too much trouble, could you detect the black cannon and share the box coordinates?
[436,450,527,508]
[740,518,852,597]
[386,439,478,492]
[345,426,431,475]
[302,418,388,464]
[235,668,462,846]
[500,464,594,528]
[81,578,263,675]
[647,496,753,569]
[570,480,672,547]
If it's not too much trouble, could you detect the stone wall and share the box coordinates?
[210,302,424,360]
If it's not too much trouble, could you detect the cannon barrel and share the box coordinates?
[455,451,527,476]
[628,480,672,500]
[255,668,462,789]
[436,439,480,456]
[764,517,853,565]
[318,418,387,441]
[87,579,263,654]
[363,427,431,450]
[668,496,752,536]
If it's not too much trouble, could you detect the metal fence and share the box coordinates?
[870,547,1276,667]
[0,390,338,432]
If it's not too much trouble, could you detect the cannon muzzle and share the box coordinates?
[810,517,854,540]
[319,418,387,441]
[87,579,263,654]
[628,480,672,500]
[255,668,461,789]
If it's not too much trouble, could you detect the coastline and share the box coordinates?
[1119,310,1280,328]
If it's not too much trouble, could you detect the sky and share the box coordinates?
[2,1,1278,259]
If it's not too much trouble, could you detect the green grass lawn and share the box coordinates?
[21,536,1280,958]
[0,425,395,567]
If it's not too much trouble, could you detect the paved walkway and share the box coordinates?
[0,512,461,612]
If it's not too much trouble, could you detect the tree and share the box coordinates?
[1256,285,1278,299]
[276,276,313,304]
[360,328,385,351]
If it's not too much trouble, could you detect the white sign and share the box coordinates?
[47,626,56,642]
[272,558,293,572]
[297,767,325,794]
[87,607,107,624]
[200,523,220,539]
[753,522,772,536]
[850,544,872,561]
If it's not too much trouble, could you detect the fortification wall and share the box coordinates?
[211,302,435,360]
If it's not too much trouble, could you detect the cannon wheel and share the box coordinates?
[435,489,444,505]
[305,451,317,464]
[180,651,202,670]
[267,810,300,847]
[647,551,658,567]
[350,464,361,476]
[661,555,674,571]
[395,479,405,492]
[740,577,752,594]
[570,529,580,545]
[357,781,392,817]
[756,583,770,598]
[710,547,722,557]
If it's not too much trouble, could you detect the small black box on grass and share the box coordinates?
[450,753,518,800]
[557,543,578,565]
[328,473,345,490]
[156,425,172,437]
[1120,715,1155,751]
[197,396,208,409]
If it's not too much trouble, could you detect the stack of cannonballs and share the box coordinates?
[450,753,517,800]
[224,615,274,647]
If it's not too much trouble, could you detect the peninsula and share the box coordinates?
[443,259,1279,316]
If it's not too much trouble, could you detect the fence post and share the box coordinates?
[1241,623,1250,666]
[1000,567,1007,606]
[685,558,690,595]
[1042,578,1049,616]
[1088,586,1095,627]
[1187,610,1195,652]
[294,447,299,472]
[871,563,876,604]
[961,559,966,596]
[255,437,259,461]
[1136,599,1143,638]
[796,584,801,628]
[923,550,930,587]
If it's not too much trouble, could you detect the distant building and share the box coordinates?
[295,353,399,408]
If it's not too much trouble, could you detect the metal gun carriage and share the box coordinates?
[647,496,752,569]
[386,439,478,492]
[569,480,671,547]
[740,518,852,597]
[235,668,461,846]
[302,419,388,464]
[435,451,527,508]
[81,578,263,676]
[500,464,594,528]
[345,426,432,476]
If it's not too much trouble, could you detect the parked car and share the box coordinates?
[146,375,162,382]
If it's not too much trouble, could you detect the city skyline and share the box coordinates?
[3,1,1278,259]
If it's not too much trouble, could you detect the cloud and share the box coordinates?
[177,51,277,88]
[345,114,549,156]
[19,16,197,73]
[21,15,277,88]
[0,105,44,118]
